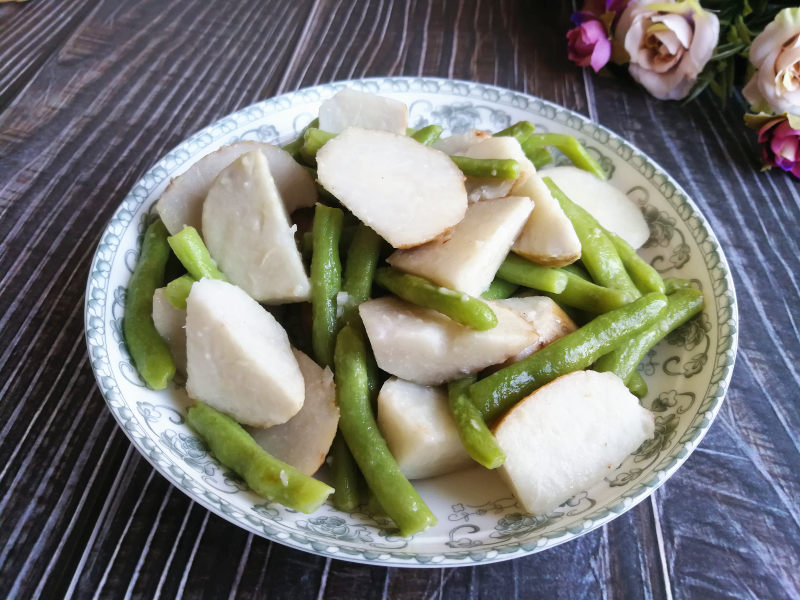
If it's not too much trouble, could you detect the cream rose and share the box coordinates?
[743,8,800,114]
[615,0,720,101]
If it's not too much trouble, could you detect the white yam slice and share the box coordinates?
[202,151,311,303]
[185,279,304,428]
[152,288,187,374]
[156,141,317,235]
[511,170,582,267]
[317,128,468,248]
[493,370,654,515]
[248,349,339,476]
[377,378,472,480]
[319,88,408,134]
[387,196,533,296]
[542,166,650,249]
[495,296,577,365]
[359,297,539,385]
[432,129,491,155]
[462,136,529,203]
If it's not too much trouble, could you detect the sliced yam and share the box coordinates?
[248,349,339,476]
[317,128,468,248]
[387,196,533,296]
[495,296,577,365]
[359,297,539,386]
[493,370,654,515]
[155,141,317,236]
[462,136,529,203]
[319,88,408,134]
[511,172,582,267]
[377,378,472,480]
[202,151,311,303]
[185,279,304,428]
[152,287,187,374]
[432,129,491,155]
[542,166,650,249]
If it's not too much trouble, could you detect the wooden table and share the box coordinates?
[1,1,798,598]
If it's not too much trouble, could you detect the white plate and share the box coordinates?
[85,77,738,567]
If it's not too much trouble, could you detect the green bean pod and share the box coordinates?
[664,277,693,295]
[123,219,176,390]
[481,278,518,300]
[410,124,444,145]
[334,325,437,537]
[469,292,668,422]
[448,377,505,469]
[528,146,554,169]
[330,433,361,511]
[300,128,337,163]
[167,226,226,281]
[282,118,319,160]
[544,178,640,300]
[608,231,665,295]
[560,262,591,280]
[494,121,535,145]
[524,133,606,179]
[374,267,498,331]
[594,288,704,383]
[450,155,520,179]
[627,370,649,398]
[340,224,382,326]
[496,254,568,294]
[549,268,630,313]
[310,204,344,368]
[187,402,333,513]
[164,274,196,310]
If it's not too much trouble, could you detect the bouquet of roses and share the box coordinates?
[567,1,800,179]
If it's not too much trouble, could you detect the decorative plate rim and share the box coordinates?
[84,76,739,567]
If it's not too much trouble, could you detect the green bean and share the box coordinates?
[469,292,668,422]
[608,231,665,295]
[481,278,518,300]
[448,377,505,469]
[627,370,648,398]
[167,226,226,281]
[560,262,591,281]
[450,155,520,179]
[367,488,388,517]
[300,128,337,162]
[123,220,176,390]
[340,224,382,325]
[528,146,554,169]
[524,133,606,179]
[544,178,640,300]
[334,325,437,536]
[374,267,498,331]
[410,124,443,145]
[496,254,568,294]
[548,268,630,313]
[494,121,535,145]
[187,402,333,513]
[594,288,704,383]
[310,204,344,368]
[164,274,196,309]
[331,433,361,511]
[664,277,693,295]
[282,118,319,160]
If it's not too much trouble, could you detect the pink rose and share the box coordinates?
[567,17,612,72]
[758,116,800,178]
[615,0,719,100]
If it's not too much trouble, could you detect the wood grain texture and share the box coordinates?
[0,0,797,598]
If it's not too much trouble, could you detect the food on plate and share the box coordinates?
[377,377,473,480]
[185,278,304,428]
[316,127,468,248]
[359,296,539,385]
[248,349,339,475]
[156,140,316,236]
[544,166,650,248]
[387,195,534,297]
[493,370,654,515]
[203,151,311,303]
[122,88,708,530]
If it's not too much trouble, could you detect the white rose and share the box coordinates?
[616,0,720,101]
[743,7,800,114]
